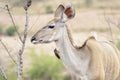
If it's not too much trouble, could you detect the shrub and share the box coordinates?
[0,26,3,35]
[85,0,93,8]
[0,62,17,80]
[0,75,4,80]
[27,48,69,80]
[6,25,16,36]
[45,5,53,14]
[116,41,120,50]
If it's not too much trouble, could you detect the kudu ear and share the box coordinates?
[54,4,75,22]
[63,4,75,22]
[54,4,65,18]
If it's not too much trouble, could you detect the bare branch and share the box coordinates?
[0,39,16,64]
[23,0,32,11]
[104,9,120,31]
[5,5,23,43]
[17,52,23,80]
[0,66,8,80]
[23,7,29,45]
[17,1,32,80]
[17,9,28,80]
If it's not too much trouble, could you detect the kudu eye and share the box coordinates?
[48,25,55,29]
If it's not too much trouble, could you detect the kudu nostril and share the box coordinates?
[31,37,36,42]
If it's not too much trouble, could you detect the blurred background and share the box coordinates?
[0,0,120,80]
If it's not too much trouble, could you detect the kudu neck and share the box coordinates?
[55,24,79,50]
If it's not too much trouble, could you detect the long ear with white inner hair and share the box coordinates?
[62,4,75,22]
[54,4,65,18]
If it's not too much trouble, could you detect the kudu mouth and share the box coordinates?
[31,36,51,44]
[31,37,36,42]
[31,37,37,44]
[31,36,43,44]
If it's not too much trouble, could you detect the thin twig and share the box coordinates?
[0,6,6,13]
[104,8,120,31]
[105,17,120,30]
[0,66,8,80]
[116,17,120,29]
[108,19,120,30]
[104,11,114,42]
[5,5,23,43]
[28,14,40,32]
[0,39,16,64]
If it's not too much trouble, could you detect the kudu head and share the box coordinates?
[31,4,75,44]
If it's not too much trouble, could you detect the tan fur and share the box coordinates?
[31,4,120,80]
[65,25,120,80]
[85,38,120,80]
[66,24,120,80]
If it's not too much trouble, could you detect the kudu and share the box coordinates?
[31,4,120,80]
